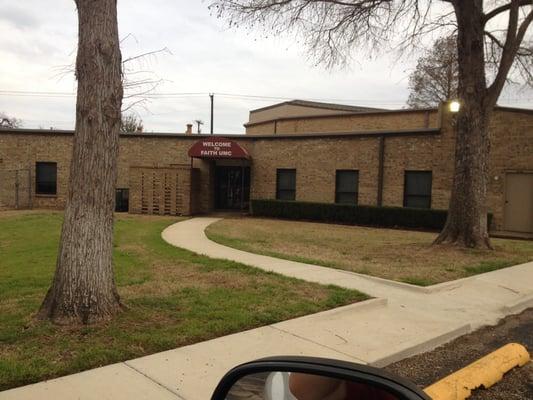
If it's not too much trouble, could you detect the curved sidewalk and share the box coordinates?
[162,217,533,326]
[163,217,419,300]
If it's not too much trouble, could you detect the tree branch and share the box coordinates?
[483,0,532,25]
[487,6,533,103]
[486,1,523,105]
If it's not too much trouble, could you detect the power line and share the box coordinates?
[1,89,532,104]
[0,90,208,98]
[0,90,75,95]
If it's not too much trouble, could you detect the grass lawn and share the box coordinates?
[206,217,533,287]
[0,212,366,391]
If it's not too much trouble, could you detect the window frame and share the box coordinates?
[276,168,296,201]
[335,169,359,205]
[35,161,57,196]
[403,170,432,209]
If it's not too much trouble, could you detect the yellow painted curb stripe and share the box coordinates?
[424,343,530,400]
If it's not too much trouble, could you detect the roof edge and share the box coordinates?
[244,107,438,127]
[495,105,533,115]
[0,128,244,138]
[244,127,441,139]
[249,100,383,114]
[0,127,440,140]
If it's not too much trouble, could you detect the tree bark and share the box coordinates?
[434,0,492,249]
[38,0,123,324]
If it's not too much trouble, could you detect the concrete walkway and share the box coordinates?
[2,217,532,400]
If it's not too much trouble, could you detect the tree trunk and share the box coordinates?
[38,0,123,324]
[435,0,492,249]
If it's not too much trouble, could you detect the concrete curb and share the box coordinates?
[329,269,433,294]
[332,270,472,295]
[501,294,533,315]
[278,297,388,320]
[370,324,472,368]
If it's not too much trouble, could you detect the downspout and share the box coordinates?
[377,136,385,207]
[241,159,245,211]
[189,157,194,215]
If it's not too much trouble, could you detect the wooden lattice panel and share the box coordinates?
[129,165,192,216]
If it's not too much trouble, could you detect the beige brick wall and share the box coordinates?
[0,133,206,214]
[246,109,439,135]
[117,136,193,188]
[249,104,354,124]
[486,110,533,230]
[244,137,379,205]
[1,106,531,231]
[0,132,72,209]
[239,107,533,231]
[191,158,215,213]
[382,112,456,210]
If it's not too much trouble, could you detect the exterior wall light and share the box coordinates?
[449,100,461,113]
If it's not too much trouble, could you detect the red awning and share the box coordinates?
[188,137,250,159]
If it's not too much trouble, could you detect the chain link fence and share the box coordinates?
[0,168,32,209]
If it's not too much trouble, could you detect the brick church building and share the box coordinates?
[0,100,532,234]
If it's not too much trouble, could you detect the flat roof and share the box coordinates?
[249,99,383,114]
[244,104,533,127]
[245,106,438,127]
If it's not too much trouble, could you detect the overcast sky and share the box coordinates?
[1,1,532,134]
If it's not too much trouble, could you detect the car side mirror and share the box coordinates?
[211,356,430,400]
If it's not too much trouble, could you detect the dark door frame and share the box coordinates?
[214,164,251,211]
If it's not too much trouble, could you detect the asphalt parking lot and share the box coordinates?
[385,308,533,399]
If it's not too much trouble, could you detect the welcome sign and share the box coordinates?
[188,137,250,159]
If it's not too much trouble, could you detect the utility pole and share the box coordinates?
[209,93,214,135]
[194,119,204,134]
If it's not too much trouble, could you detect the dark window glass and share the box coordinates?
[336,170,359,204]
[276,169,296,200]
[115,188,129,212]
[36,162,57,195]
[404,171,432,209]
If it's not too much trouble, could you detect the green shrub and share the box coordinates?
[250,199,493,231]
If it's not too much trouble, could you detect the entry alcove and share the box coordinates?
[188,137,252,212]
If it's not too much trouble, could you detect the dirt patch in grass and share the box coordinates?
[385,308,533,399]
[206,217,533,286]
[0,212,366,391]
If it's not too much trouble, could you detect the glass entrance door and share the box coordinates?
[214,166,250,210]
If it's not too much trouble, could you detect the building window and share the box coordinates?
[276,169,296,200]
[36,162,57,195]
[115,188,129,212]
[404,171,432,209]
[335,170,359,204]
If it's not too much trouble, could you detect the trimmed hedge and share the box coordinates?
[251,199,493,231]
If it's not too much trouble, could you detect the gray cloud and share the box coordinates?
[0,4,40,29]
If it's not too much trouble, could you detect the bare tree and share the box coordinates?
[121,113,144,133]
[0,112,22,128]
[407,35,459,108]
[52,39,169,115]
[38,0,123,324]
[211,0,533,249]
[121,46,170,113]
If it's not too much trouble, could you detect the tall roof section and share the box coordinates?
[247,99,384,125]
